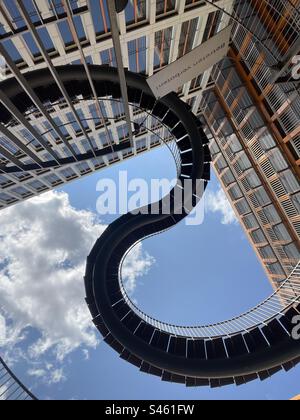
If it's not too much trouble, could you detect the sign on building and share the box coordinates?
[147,26,233,99]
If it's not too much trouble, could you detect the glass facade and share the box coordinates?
[0,0,229,207]
[201,0,300,285]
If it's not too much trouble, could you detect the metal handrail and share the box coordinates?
[120,241,300,338]
[0,357,36,400]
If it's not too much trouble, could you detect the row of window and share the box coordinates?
[0,135,163,205]
[0,0,204,37]
[203,111,299,279]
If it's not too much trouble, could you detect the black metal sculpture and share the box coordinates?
[1,65,300,391]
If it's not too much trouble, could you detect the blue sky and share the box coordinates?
[1,146,299,400]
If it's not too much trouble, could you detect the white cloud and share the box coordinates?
[28,366,66,385]
[0,191,155,378]
[122,244,155,295]
[205,188,237,225]
[49,368,66,385]
[82,349,90,360]
[27,368,46,378]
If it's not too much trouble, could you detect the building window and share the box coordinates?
[263,204,281,224]
[258,246,276,260]
[251,229,267,245]
[89,0,110,34]
[259,130,276,151]
[254,187,271,207]
[273,223,292,243]
[267,262,285,276]
[235,198,251,216]
[243,213,259,230]
[284,244,300,260]
[128,37,147,74]
[280,170,299,194]
[57,21,74,47]
[37,27,55,52]
[178,18,198,58]
[22,32,41,58]
[156,0,176,16]
[125,0,147,25]
[268,149,288,172]
[1,39,23,63]
[3,0,24,29]
[154,27,173,69]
